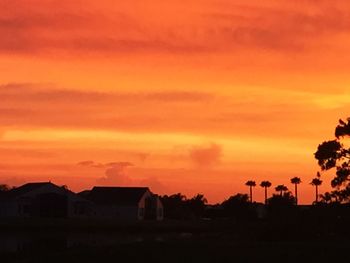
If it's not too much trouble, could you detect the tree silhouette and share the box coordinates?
[311,177,322,203]
[187,194,207,218]
[221,193,253,219]
[267,191,296,209]
[61,185,69,190]
[290,177,301,205]
[320,192,333,204]
[260,181,272,205]
[0,184,10,192]
[320,190,341,204]
[160,193,188,219]
[245,180,256,203]
[161,193,208,219]
[275,184,288,196]
[315,118,350,200]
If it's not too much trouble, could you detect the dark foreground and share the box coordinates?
[1,217,350,263]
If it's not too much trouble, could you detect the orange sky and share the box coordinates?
[1,0,350,204]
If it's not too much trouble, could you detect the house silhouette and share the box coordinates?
[81,186,163,221]
[0,182,91,218]
[0,182,163,221]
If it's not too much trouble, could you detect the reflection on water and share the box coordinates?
[0,232,193,254]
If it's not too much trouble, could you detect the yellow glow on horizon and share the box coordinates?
[1,128,314,163]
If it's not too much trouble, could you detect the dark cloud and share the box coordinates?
[0,83,334,138]
[0,83,213,103]
[77,161,133,170]
[137,153,150,163]
[105,162,133,168]
[209,4,350,52]
[2,1,350,55]
[0,2,209,55]
[77,161,97,167]
[0,83,216,133]
[189,143,222,168]
[64,38,211,54]
[0,148,57,159]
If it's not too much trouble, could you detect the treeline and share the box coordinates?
[160,194,207,220]
[160,191,350,221]
[158,175,323,220]
[157,117,350,220]
[159,191,297,220]
[245,176,322,205]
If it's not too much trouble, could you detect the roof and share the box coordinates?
[0,182,82,202]
[1,182,52,200]
[82,187,150,206]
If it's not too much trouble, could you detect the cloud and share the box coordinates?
[77,160,133,170]
[2,0,350,55]
[105,162,133,168]
[137,153,150,163]
[77,161,104,168]
[77,160,95,166]
[0,83,219,134]
[77,160,165,190]
[0,148,57,159]
[78,161,134,186]
[189,143,222,168]
[0,82,337,139]
[204,3,350,52]
[0,83,213,103]
[0,0,209,55]
[96,163,132,186]
[139,177,166,193]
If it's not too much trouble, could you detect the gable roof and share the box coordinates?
[82,187,150,206]
[0,182,85,202]
[3,182,52,199]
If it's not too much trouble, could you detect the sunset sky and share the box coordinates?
[1,0,350,204]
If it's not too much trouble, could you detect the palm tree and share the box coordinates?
[260,181,272,205]
[310,178,322,203]
[275,184,288,196]
[290,177,301,205]
[245,180,256,203]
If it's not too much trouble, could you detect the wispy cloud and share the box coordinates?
[2,0,350,55]
[0,83,344,138]
[78,160,133,169]
[0,83,216,132]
